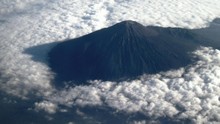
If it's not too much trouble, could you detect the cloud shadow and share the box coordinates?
[23,42,59,64]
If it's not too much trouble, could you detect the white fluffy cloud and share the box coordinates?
[0,0,220,123]
[34,100,57,114]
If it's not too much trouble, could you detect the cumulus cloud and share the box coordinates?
[34,100,57,114]
[0,0,220,123]
[131,120,147,124]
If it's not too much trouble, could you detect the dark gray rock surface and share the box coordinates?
[48,20,220,84]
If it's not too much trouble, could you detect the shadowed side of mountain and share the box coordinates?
[192,18,220,49]
[48,20,201,85]
[24,18,220,86]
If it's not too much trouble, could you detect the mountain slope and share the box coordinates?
[49,21,202,83]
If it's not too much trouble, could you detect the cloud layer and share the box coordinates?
[0,0,220,123]
[44,47,220,123]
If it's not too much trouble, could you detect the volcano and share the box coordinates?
[48,20,215,84]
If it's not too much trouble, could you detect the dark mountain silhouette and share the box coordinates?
[48,20,220,84]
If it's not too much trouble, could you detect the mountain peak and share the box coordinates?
[117,20,141,26]
[113,20,145,30]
